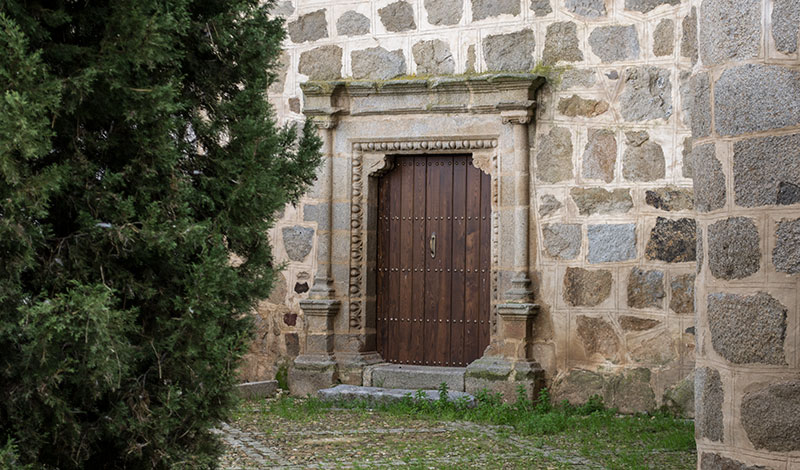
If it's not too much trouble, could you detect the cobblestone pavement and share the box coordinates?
[216,404,605,469]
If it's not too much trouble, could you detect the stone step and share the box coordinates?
[318,384,475,407]
[237,380,279,399]
[365,363,466,391]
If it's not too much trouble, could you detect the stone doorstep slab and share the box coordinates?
[365,363,466,391]
[318,384,476,407]
[237,380,279,399]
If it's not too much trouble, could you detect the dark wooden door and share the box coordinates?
[377,155,491,367]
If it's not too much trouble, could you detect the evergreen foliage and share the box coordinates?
[0,1,321,467]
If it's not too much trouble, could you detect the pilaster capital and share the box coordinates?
[304,107,343,129]
[498,100,536,125]
[299,298,341,317]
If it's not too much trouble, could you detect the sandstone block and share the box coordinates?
[695,367,723,442]
[539,194,562,217]
[543,22,583,64]
[563,267,613,307]
[588,25,639,63]
[690,72,711,138]
[681,137,693,179]
[298,45,343,80]
[715,64,800,136]
[288,9,328,43]
[773,218,800,274]
[740,381,800,451]
[336,11,370,36]
[652,19,675,56]
[351,47,406,80]
[412,39,455,75]
[542,223,581,260]
[535,126,573,183]
[645,217,696,263]
[680,7,698,64]
[627,267,665,309]
[424,0,462,25]
[707,292,787,365]
[622,131,665,181]
[733,133,800,207]
[645,187,694,211]
[669,273,694,314]
[557,95,608,117]
[560,69,597,89]
[379,1,416,32]
[582,129,617,183]
[552,369,605,405]
[471,0,520,20]
[587,224,637,263]
[691,143,725,212]
[571,188,632,215]
[708,217,760,280]
[624,0,679,13]
[619,315,660,331]
[699,0,760,66]
[662,371,694,418]
[619,67,672,122]
[576,315,620,359]
[565,0,606,17]
[270,1,294,17]
[530,0,553,16]
[606,368,656,414]
[483,29,535,72]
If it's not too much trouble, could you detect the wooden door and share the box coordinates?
[377,155,491,367]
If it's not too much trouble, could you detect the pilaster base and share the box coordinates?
[465,356,545,403]
[288,354,338,397]
[337,352,383,385]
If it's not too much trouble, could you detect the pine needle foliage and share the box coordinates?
[0,1,321,468]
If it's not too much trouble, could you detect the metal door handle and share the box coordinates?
[430,232,436,258]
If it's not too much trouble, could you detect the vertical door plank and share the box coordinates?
[399,160,414,364]
[377,175,389,361]
[450,157,467,366]
[436,156,453,366]
[411,156,427,364]
[388,167,402,363]
[479,170,492,353]
[424,157,440,366]
[464,162,482,362]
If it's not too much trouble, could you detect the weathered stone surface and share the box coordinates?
[424,0,462,25]
[741,381,800,452]
[530,0,552,16]
[336,10,370,36]
[606,70,618,80]
[733,133,800,207]
[773,0,800,53]
[539,195,562,217]
[412,39,455,75]
[589,25,639,63]
[298,45,343,80]
[565,0,606,17]
[351,47,406,80]
[288,97,300,113]
[690,72,711,138]
[563,267,613,307]
[576,315,620,359]
[697,225,704,273]
[679,71,693,128]
[472,0,520,20]
[288,9,328,43]
[543,22,583,64]
[708,292,787,365]
[270,1,295,17]
[692,144,725,212]
[269,51,290,94]
[663,371,695,418]
[536,127,573,183]
[560,69,597,89]
[645,217,696,263]
[483,29,535,72]
[681,7,698,63]
[716,65,800,136]
[774,218,800,274]
[627,268,665,309]
[607,368,656,414]
[670,273,694,314]
[369,364,465,391]
[268,272,288,305]
[620,316,661,332]
[542,224,581,260]
[552,370,605,405]
[557,95,608,117]
[681,137,693,179]
[237,380,279,399]
[708,217,760,280]
[582,129,616,183]
[379,1,416,32]
[587,224,637,263]
[653,19,675,56]
[624,0,679,13]
[282,226,314,261]
[646,187,694,211]
[285,332,300,356]
[571,188,632,215]
[619,67,672,122]
[319,384,476,406]
[778,182,800,205]
[700,453,770,470]
[699,0,760,66]
[294,282,309,294]
[465,45,476,73]
[622,131,665,181]
[695,367,723,442]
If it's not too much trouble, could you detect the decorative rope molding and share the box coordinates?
[347,137,499,331]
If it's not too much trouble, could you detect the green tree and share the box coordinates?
[0,1,320,467]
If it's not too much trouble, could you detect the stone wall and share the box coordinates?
[256,0,704,414]
[690,0,800,468]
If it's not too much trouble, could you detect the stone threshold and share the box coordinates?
[363,363,466,392]
[318,384,475,407]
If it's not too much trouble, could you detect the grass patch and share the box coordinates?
[247,384,695,469]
